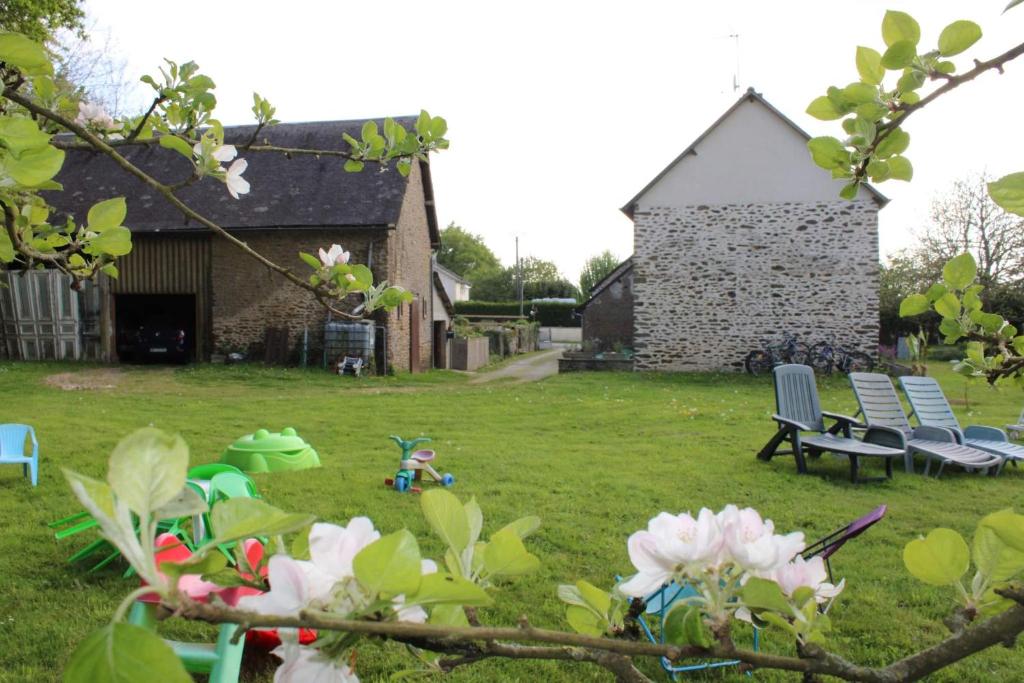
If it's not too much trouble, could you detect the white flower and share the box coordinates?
[718,505,804,572]
[75,101,121,131]
[272,637,359,683]
[772,555,845,603]
[225,158,250,199]
[237,555,324,616]
[308,518,380,583]
[192,142,238,163]
[618,509,724,598]
[318,244,351,267]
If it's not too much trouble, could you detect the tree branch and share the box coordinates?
[2,87,360,320]
[171,595,1024,683]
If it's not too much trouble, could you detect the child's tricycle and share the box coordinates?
[386,435,455,493]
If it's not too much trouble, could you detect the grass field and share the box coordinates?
[1,360,1022,682]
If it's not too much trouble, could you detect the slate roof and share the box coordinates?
[620,88,888,218]
[577,257,633,311]
[48,117,437,239]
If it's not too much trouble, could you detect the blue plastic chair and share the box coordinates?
[0,424,39,486]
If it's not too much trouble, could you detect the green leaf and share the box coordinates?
[962,285,983,311]
[933,293,961,319]
[973,523,1024,582]
[152,485,208,520]
[107,427,189,516]
[980,509,1024,553]
[988,173,1024,217]
[741,577,793,614]
[791,586,817,608]
[87,198,127,231]
[806,96,843,121]
[565,605,603,636]
[343,159,364,172]
[0,116,52,155]
[158,135,194,159]
[298,252,321,269]
[421,489,470,554]
[887,156,913,181]
[63,468,116,523]
[664,604,713,648]
[903,528,970,586]
[353,529,422,597]
[100,263,119,279]
[407,572,493,607]
[361,120,378,142]
[943,253,977,290]
[464,497,483,548]
[429,116,447,139]
[0,32,53,76]
[881,41,916,70]
[497,515,542,540]
[576,579,611,615]
[855,46,885,85]
[882,10,921,47]
[878,130,912,155]
[938,20,982,57]
[807,137,849,171]
[899,294,930,317]
[86,227,133,257]
[430,603,471,627]
[2,144,64,186]
[209,498,316,546]
[483,527,540,577]
[866,160,890,182]
[64,622,191,683]
[839,182,859,201]
[841,82,878,105]
[939,317,966,343]
[0,229,13,263]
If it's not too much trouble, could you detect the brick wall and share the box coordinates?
[210,228,388,362]
[383,162,434,373]
[581,267,634,351]
[632,201,880,371]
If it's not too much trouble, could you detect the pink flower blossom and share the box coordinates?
[318,244,351,267]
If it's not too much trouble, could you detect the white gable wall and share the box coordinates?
[627,93,881,372]
[637,98,875,209]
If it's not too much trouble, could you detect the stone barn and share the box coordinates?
[37,117,440,372]
[581,88,887,371]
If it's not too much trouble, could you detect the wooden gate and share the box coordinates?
[0,270,100,360]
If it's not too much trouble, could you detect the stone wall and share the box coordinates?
[210,227,389,363]
[383,161,434,373]
[581,266,634,351]
[632,201,880,371]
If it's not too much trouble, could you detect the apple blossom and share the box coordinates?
[772,555,845,603]
[272,637,359,683]
[75,101,121,131]
[618,508,724,597]
[718,505,804,572]
[192,141,238,163]
[318,244,351,267]
[225,158,250,199]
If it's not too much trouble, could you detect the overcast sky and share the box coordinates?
[83,0,1024,282]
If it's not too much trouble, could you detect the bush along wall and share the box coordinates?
[453,301,580,327]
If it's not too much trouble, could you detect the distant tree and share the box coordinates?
[879,252,933,344]
[467,256,579,301]
[469,267,514,301]
[0,0,85,43]
[915,173,1024,305]
[51,26,141,116]
[436,223,502,281]
[579,250,620,297]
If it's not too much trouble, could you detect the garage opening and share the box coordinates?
[115,294,196,363]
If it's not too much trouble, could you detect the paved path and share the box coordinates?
[468,348,562,384]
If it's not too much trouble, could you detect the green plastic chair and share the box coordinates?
[848,373,1003,477]
[757,364,904,482]
[900,375,1021,472]
[127,533,245,682]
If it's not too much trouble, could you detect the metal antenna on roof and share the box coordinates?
[730,33,740,92]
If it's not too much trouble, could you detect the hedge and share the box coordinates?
[453,301,581,327]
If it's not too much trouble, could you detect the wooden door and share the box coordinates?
[433,321,448,369]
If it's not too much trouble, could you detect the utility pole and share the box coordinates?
[516,236,523,316]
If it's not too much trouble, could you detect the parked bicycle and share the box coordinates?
[805,337,874,375]
[744,334,810,376]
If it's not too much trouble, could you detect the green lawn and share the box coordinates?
[1,361,1022,682]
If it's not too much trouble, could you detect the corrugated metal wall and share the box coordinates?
[110,234,212,360]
